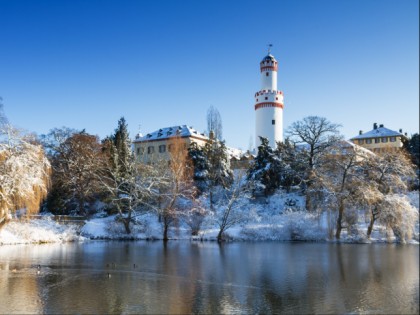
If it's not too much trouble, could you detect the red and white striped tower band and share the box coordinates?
[254,51,284,148]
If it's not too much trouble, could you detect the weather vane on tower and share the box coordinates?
[267,43,273,54]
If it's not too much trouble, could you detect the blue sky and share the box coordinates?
[0,0,418,150]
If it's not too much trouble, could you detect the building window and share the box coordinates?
[266,72,269,76]
[272,119,275,125]
[276,97,278,100]
[147,146,154,154]
[168,144,173,152]
[265,97,268,100]
[366,139,372,144]
[375,138,380,143]
[358,139,364,145]
[381,137,388,143]
[159,145,166,153]
[390,137,396,142]
[256,99,258,101]
[137,148,140,155]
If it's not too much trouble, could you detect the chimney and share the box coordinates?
[359,130,363,135]
[399,129,402,133]
[373,123,378,130]
[379,124,384,128]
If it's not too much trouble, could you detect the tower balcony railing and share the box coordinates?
[255,90,283,97]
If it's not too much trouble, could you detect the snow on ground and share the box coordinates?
[0,216,84,245]
[1,191,419,245]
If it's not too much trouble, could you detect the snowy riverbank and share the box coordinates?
[1,191,418,245]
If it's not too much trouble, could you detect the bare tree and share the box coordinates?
[216,171,251,242]
[364,150,416,238]
[0,97,8,126]
[377,194,418,243]
[310,143,369,239]
[286,116,342,170]
[48,131,106,215]
[180,198,208,236]
[99,149,148,234]
[286,116,342,211]
[207,105,223,141]
[149,136,196,240]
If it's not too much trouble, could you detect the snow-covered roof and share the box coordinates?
[226,147,245,160]
[133,125,208,143]
[333,140,375,156]
[351,126,405,140]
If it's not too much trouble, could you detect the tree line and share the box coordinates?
[0,103,418,242]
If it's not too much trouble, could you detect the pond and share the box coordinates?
[0,241,418,314]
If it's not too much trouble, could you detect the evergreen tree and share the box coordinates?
[112,117,133,180]
[100,117,141,233]
[188,138,233,208]
[205,140,233,188]
[247,137,281,196]
[188,142,210,193]
[275,139,307,192]
[404,133,420,170]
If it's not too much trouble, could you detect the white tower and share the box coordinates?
[255,48,284,148]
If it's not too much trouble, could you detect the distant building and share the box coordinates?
[133,125,209,164]
[329,140,375,160]
[230,151,254,169]
[350,123,407,153]
[132,125,252,169]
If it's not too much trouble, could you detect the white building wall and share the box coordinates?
[261,70,277,91]
[255,106,283,147]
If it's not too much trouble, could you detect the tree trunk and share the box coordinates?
[217,229,224,242]
[163,225,169,241]
[78,199,84,216]
[123,219,131,234]
[335,200,344,239]
[305,193,311,211]
[0,216,9,230]
[209,190,214,211]
[367,213,375,239]
[163,217,169,241]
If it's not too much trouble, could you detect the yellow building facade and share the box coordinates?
[132,125,209,164]
[350,123,407,154]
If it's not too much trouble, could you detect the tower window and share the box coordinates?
[266,72,269,76]
[265,97,268,100]
[272,120,275,125]
[276,97,278,100]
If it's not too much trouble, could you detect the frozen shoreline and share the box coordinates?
[1,191,418,246]
[1,212,418,246]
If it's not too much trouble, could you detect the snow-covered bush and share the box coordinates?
[379,194,418,243]
[1,122,50,228]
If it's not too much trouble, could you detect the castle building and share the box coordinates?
[255,50,284,148]
[133,125,209,164]
[349,123,407,154]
